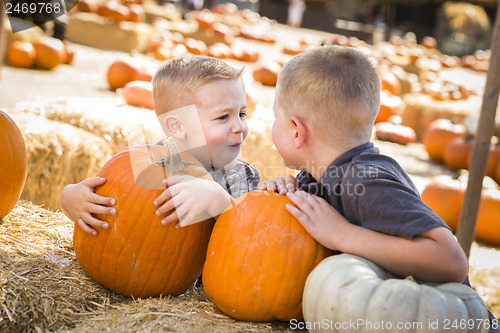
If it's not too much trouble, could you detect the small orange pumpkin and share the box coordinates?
[374,121,416,145]
[443,136,473,171]
[7,40,36,68]
[375,90,404,123]
[202,190,332,322]
[379,70,402,96]
[73,141,215,298]
[119,80,154,109]
[476,188,500,245]
[422,119,467,163]
[32,37,66,70]
[106,60,153,90]
[0,111,28,219]
[252,62,281,86]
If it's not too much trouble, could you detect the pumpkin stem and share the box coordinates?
[156,137,191,176]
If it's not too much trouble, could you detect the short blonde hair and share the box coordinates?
[152,56,243,115]
[277,45,380,144]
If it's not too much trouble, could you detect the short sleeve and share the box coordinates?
[346,174,450,239]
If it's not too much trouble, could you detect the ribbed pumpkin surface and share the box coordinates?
[202,190,332,322]
[73,144,215,298]
[0,111,28,219]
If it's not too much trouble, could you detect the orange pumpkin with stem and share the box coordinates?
[202,190,332,322]
[0,111,28,219]
[73,139,215,298]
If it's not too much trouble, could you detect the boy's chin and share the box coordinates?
[211,157,239,170]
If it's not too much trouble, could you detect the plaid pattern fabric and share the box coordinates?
[208,156,260,199]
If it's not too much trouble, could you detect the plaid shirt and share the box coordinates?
[208,156,260,199]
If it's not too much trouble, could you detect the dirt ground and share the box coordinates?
[1,23,499,323]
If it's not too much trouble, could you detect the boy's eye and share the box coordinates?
[217,114,229,120]
[239,111,247,118]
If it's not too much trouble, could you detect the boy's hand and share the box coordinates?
[60,177,116,236]
[154,175,233,228]
[257,175,297,194]
[285,191,349,250]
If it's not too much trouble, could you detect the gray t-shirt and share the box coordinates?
[296,142,449,239]
[297,142,499,332]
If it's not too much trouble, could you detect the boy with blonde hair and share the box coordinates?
[61,56,259,234]
[260,45,468,282]
[259,45,498,331]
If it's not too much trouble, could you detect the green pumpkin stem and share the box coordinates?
[156,136,191,176]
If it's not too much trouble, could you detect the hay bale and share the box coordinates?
[0,201,124,332]
[0,201,303,332]
[401,93,482,141]
[17,96,165,153]
[10,112,113,211]
[241,106,297,182]
[66,12,153,53]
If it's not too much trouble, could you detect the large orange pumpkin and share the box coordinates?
[422,119,467,163]
[202,190,332,322]
[7,40,36,68]
[32,37,66,70]
[0,111,28,219]
[73,140,215,298]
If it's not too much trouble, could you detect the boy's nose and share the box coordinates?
[231,118,245,134]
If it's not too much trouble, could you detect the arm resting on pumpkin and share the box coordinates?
[285,191,468,283]
[336,225,469,283]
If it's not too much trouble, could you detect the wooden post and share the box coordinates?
[456,3,500,258]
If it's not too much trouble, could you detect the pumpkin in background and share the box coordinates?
[443,136,473,171]
[421,175,466,231]
[303,254,489,333]
[7,40,36,68]
[119,80,154,109]
[32,37,66,70]
[0,111,28,219]
[374,117,416,145]
[476,188,500,246]
[422,119,467,163]
[73,140,215,298]
[252,62,281,86]
[467,143,500,179]
[375,90,404,123]
[106,59,153,90]
[202,190,332,322]
[379,70,402,96]
[421,172,499,233]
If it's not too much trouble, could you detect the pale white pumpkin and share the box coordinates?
[303,254,490,333]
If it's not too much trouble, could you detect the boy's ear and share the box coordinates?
[290,116,307,149]
[163,115,186,140]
